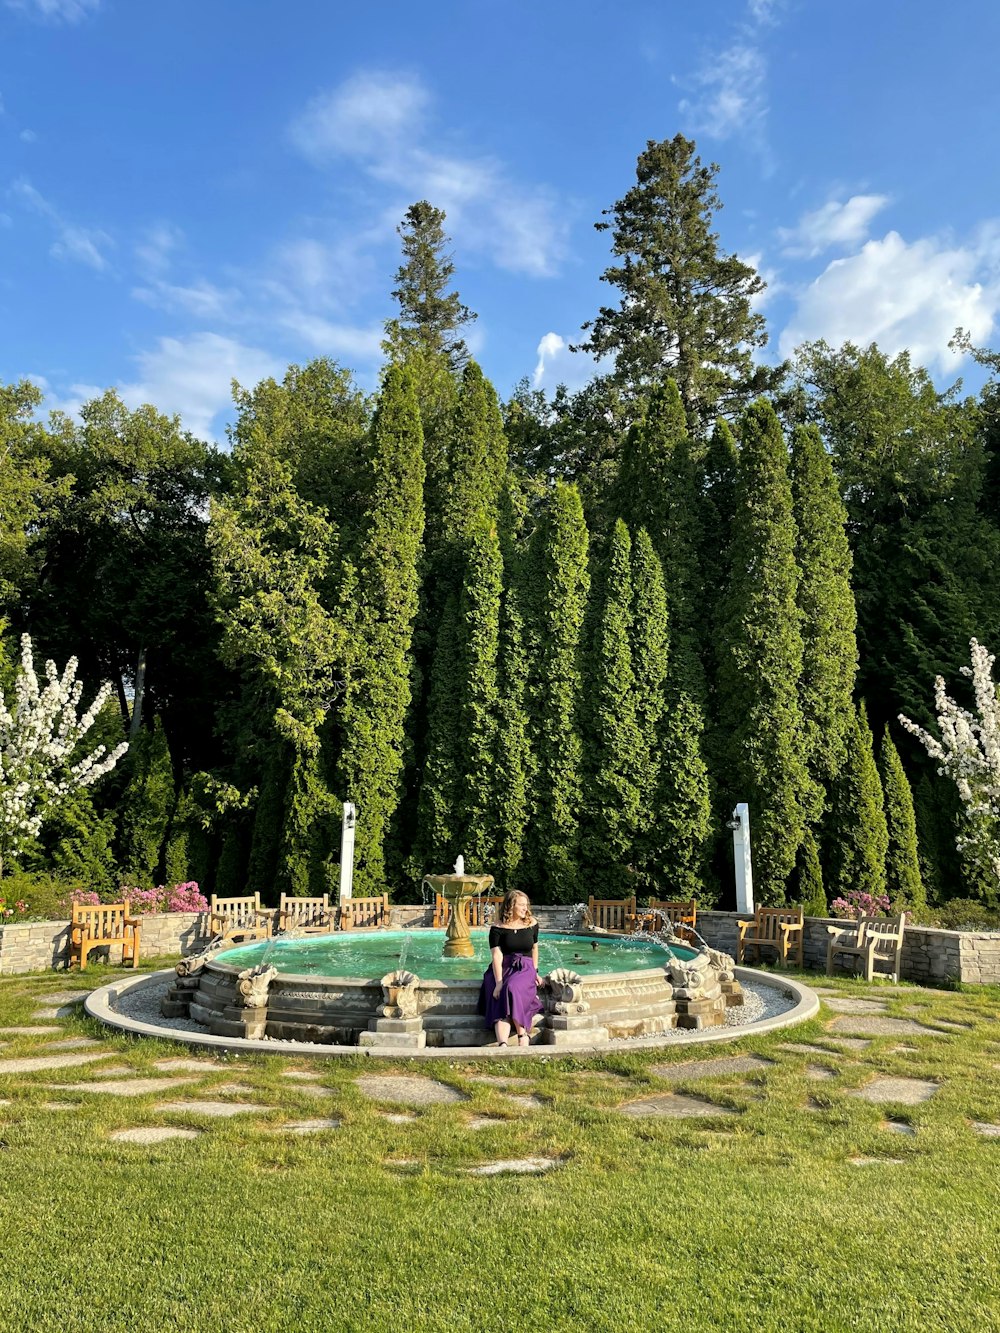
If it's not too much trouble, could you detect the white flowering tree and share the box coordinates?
[899,639,1000,892]
[0,634,128,878]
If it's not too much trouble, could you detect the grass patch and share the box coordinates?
[1,962,999,1331]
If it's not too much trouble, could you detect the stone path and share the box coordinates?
[466,1157,558,1175]
[279,1118,341,1134]
[972,1122,1000,1138]
[111,1127,202,1144]
[355,1075,465,1106]
[0,1051,109,1075]
[827,1015,945,1039]
[619,1093,738,1119]
[848,1077,938,1106]
[652,1054,774,1081]
[821,998,888,1014]
[154,1099,270,1117]
[49,1077,199,1097]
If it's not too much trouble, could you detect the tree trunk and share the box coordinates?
[130,647,148,739]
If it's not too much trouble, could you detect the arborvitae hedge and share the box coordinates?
[826,704,888,903]
[880,725,926,911]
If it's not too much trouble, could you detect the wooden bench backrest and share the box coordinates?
[649,899,697,927]
[858,913,906,950]
[434,894,503,928]
[751,906,803,941]
[279,894,331,928]
[210,893,263,926]
[588,896,636,932]
[340,894,389,930]
[71,901,131,939]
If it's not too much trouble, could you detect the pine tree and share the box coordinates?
[575,134,782,429]
[880,726,926,911]
[789,424,858,789]
[335,367,425,895]
[716,401,818,900]
[383,201,476,377]
[581,520,642,891]
[826,705,888,904]
[525,482,590,902]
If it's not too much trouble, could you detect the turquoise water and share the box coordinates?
[217,929,693,982]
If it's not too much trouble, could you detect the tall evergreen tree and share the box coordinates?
[880,725,926,911]
[525,482,590,902]
[575,134,782,429]
[581,520,643,891]
[654,689,713,901]
[415,594,461,872]
[629,527,669,884]
[716,401,818,901]
[789,423,858,789]
[335,367,425,895]
[700,417,740,595]
[826,705,889,905]
[791,826,827,918]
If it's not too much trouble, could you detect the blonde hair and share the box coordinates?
[499,890,535,926]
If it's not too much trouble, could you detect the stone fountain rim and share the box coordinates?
[84,966,820,1059]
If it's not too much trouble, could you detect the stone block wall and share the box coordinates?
[0,911,210,975]
[694,910,1000,985]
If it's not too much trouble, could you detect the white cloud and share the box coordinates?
[132,278,239,321]
[277,312,384,363]
[19,129,38,143]
[532,332,606,394]
[290,70,430,162]
[679,43,768,143]
[4,0,100,22]
[779,226,1000,372]
[118,332,284,441]
[11,178,112,271]
[778,194,891,258]
[27,373,104,421]
[134,222,183,275]
[289,69,569,278]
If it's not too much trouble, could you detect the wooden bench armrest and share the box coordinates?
[123,916,142,928]
[826,925,853,939]
[736,919,755,939]
[779,922,803,935]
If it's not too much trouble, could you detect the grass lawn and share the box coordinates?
[1,961,998,1333]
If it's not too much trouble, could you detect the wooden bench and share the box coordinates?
[338,894,390,931]
[432,893,503,929]
[209,892,272,945]
[827,913,907,982]
[586,896,636,933]
[277,893,335,936]
[68,901,141,970]
[736,906,804,968]
[630,899,698,944]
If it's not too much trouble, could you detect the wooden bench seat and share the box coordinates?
[630,898,698,944]
[277,893,335,936]
[69,901,141,970]
[432,893,503,929]
[827,913,906,982]
[586,896,636,934]
[736,906,804,968]
[209,893,272,946]
[338,894,390,931]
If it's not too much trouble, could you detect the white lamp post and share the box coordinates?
[339,801,357,900]
[728,802,754,915]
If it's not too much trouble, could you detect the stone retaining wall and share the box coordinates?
[2,903,997,983]
[694,910,1000,986]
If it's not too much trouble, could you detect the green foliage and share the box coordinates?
[36,787,119,895]
[0,380,68,609]
[880,726,926,911]
[118,721,174,885]
[629,528,669,886]
[826,705,888,903]
[789,424,858,788]
[716,401,818,900]
[654,690,712,900]
[792,826,827,918]
[581,521,642,892]
[416,593,462,871]
[576,134,782,428]
[525,482,590,902]
[336,367,425,894]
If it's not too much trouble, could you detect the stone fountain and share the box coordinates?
[422,855,494,959]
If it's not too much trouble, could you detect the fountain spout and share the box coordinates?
[422,869,494,958]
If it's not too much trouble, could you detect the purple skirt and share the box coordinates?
[478,954,544,1030]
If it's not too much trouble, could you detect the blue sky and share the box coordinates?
[3,0,1000,440]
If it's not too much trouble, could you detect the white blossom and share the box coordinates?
[0,634,128,874]
[899,639,1000,888]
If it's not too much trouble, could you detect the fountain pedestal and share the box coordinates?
[423,873,495,958]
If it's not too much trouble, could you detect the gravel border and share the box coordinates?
[85,966,818,1060]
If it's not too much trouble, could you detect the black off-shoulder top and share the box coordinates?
[488,923,538,956]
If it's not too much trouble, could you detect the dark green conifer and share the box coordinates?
[118,721,174,885]
[654,691,713,900]
[629,527,669,884]
[880,726,926,911]
[789,424,858,789]
[416,594,461,872]
[525,482,590,902]
[716,401,818,900]
[335,367,425,895]
[793,826,827,917]
[826,705,888,904]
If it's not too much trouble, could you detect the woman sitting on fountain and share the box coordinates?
[478,890,544,1047]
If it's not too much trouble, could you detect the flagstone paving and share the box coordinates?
[619,1093,738,1119]
[848,1077,939,1105]
[971,1122,1000,1138]
[43,1037,101,1050]
[823,1037,873,1052]
[88,1065,135,1078]
[111,1127,202,1144]
[882,1119,916,1136]
[51,1077,199,1097]
[0,1051,110,1075]
[33,1005,80,1020]
[2,1026,61,1036]
[279,1118,341,1134]
[155,1099,271,1117]
[468,1116,506,1129]
[821,998,888,1014]
[382,1112,417,1124]
[849,1156,905,1166]
[33,991,92,1005]
[153,1058,233,1073]
[805,1066,836,1081]
[465,1075,535,1087]
[827,1015,944,1039]
[499,1093,544,1111]
[651,1055,775,1081]
[778,1042,846,1057]
[355,1075,465,1106]
[466,1157,558,1175]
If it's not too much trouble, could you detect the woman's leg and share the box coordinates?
[494,1019,511,1045]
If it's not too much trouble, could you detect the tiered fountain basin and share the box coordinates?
[176,929,736,1050]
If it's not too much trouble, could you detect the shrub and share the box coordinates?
[118,881,209,915]
[932,899,1000,932]
[829,889,891,920]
